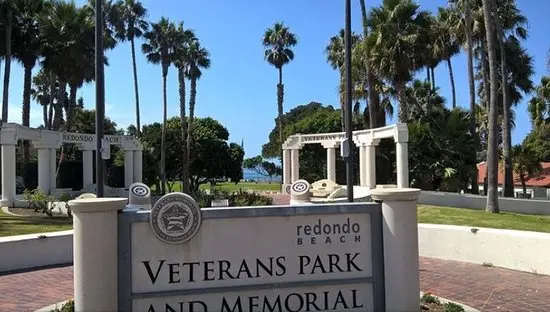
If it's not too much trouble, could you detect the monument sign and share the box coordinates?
[117,193,386,311]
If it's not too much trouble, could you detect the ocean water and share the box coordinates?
[242,168,282,182]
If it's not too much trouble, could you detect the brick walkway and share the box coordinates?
[1,258,549,312]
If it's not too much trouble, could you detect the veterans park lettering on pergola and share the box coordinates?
[117,193,385,312]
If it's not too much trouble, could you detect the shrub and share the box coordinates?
[421,293,440,304]
[50,300,74,312]
[230,190,272,207]
[444,302,465,312]
[23,189,56,216]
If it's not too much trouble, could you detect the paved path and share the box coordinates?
[1,258,550,312]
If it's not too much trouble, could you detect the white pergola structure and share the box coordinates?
[0,123,143,206]
[282,123,409,190]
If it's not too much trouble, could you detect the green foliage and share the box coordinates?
[409,108,477,191]
[50,300,74,312]
[190,189,272,208]
[243,155,281,180]
[421,293,440,304]
[22,189,56,217]
[522,123,550,162]
[444,302,465,312]
[140,117,243,193]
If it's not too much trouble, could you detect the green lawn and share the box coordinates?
[418,205,550,233]
[152,182,282,193]
[0,211,73,237]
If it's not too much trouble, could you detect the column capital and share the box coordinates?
[122,136,143,151]
[366,139,380,146]
[0,126,17,145]
[69,198,127,213]
[371,188,420,202]
[78,142,96,151]
[395,123,409,143]
[321,141,339,149]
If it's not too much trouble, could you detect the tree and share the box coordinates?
[433,7,460,108]
[142,17,177,195]
[528,76,550,127]
[185,39,210,193]
[243,155,281,181]
[359,0,378,130]
[1,0,13,122]
[365,0,432,122]
[262,22,297,158]
[512,144,542,198]
[115,0,148,135]
[172,22,197,193]
[481,0,500,213]
[523,124,550,162]
[403,80,446,123]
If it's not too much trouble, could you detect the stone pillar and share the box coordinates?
[70,197,127,312]
[49,149,57,191]
[291,149,300,182]
[82,150,93,188]
[124,150,134,188]
[1,144,16,206]
[133,150,143,183]
[37,148,51,194]
[326,147,336,182]
[359,144,366,186]
[396,142,409,188]
[370,188,420,312]
[366,144,377,188]
[282,149,291,185]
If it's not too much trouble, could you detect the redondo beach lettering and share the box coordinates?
[295,218,361,245]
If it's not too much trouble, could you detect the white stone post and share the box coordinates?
[1,144,16,206]
[49,148,57,191]
[370,188,421,312]
[396,142,409,188]
[326,147,336,182]
[82,150,93,188]
[70,197,126,312]
[124,150,134,188]
[282,149,291,185]
[37,148,51,194]
[366,143,377,188]
[133,150,143,183]
[291,149,300,183]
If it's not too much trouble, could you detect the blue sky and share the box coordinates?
[5,0,550,158]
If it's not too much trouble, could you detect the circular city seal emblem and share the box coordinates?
[149,192,202,245]
[291,179,310,194]
[130,183,149,197]
[285,185,291,194]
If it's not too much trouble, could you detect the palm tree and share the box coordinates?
[185,40,210,185]
[528,76,550,127]
[433,7,460,108]
[142,17,177,195]
[12,0,47,163]
[481,0,500,213]
[31,68,57,128]
[172,23,196,193]
[404,80,446,122]
[262,22,297,155]
[359,0,377,129]
[512,145,542,198]
[365,0,432,122]
[1,0,14,123]
[325,29,360,130]
[115,0,148,135]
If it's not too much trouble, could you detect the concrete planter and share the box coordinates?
[211,199,229,207]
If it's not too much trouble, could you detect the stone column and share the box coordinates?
[133,150,143,183]
[1,144,16,206]
[49,148,57,191]
[291,149,300,183]
[366,143,377,188]
[359,144,366,186]
[282,149,291,185]
[371,188,421,312]
[82,150,94,188]
[124,150,134,188]
[396,142,409,188]
[37,148,51,194]
[326,147,336,182]
[70,197,127,312]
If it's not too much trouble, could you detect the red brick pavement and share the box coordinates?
[1,258,549,312]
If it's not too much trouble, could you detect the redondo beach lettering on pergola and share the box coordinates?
[0,123,143,207]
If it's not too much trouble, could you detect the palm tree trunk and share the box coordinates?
[52,82,66,131]
[494,4,513,198]
[430,67,436,90]
[22,63,33,164]
[67,84,77,131]
[465,3,479,195]
[47,71,55,130]
[160,72,167,195]
[277,67,284,157]
[482,0,500,213]
[131,38,141,135]
[520,173,526,197]
[178,68,188,193]
[42,104,48,128]
[447,59,457,109]
[186,77,197,186]
[359,0,377,130]
[481,40,490,109]
[426,66,430,84]
[2,7,12,122]
[396,81,407,123]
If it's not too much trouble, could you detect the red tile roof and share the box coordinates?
[477,162,550,187]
